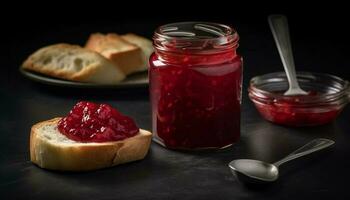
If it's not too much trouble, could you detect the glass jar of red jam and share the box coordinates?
[249,72,350,126]
[149,22,243,150]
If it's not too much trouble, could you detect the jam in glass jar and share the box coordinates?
[149,22,243,150]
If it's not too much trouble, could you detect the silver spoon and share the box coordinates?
[228,138,334,184]
[268,15,308,96]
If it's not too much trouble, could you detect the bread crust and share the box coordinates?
[30,118,152,171]
[121,33,153,48]
[85,33,145,75]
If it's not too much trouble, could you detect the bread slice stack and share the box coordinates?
[22,44,126,84]
[22,33,153,84]
[30,118,152,171]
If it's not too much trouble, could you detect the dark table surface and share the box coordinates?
[2,14,350,200]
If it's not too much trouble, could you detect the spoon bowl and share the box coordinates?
[229,159,279,184]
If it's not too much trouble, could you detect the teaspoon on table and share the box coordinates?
[268,15,308,96]
[228,138,334,184]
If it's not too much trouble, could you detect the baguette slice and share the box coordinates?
[121,33,153,69]
[30,118,152,171]
[85,33,144,75]
[22,43,126,84]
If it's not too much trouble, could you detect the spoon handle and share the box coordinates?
[273,138,335,167]
[268,15,306,95]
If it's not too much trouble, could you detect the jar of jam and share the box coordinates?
[149,22,243,150]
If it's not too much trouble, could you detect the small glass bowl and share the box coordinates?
[248,72,350,126]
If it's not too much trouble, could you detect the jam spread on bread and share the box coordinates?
[58,101,139,142]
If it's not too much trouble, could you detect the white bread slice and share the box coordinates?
[22,43,126,84]
[30,118,152,171]
[121,33,153,70]
[85,33,145,75]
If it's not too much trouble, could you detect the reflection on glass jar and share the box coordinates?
[149,22,243,150]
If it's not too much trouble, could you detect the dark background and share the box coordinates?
[2,2,350,200]
[5,2,350,82]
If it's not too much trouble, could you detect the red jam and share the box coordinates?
[249,72,350,127]
[57,101,139,142]
[150,22,243,150]
[150,53,242,149]
[250,91,342,126]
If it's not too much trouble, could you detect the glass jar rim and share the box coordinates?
[153,21,239,53]
[249,71,350,107]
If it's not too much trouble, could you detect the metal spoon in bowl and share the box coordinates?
[268,15,308,96]
[228,138,334,184]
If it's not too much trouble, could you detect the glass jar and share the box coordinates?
[249,72,350,126]
[149,22,243,150]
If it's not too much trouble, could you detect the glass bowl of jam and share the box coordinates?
[249,72,350,126]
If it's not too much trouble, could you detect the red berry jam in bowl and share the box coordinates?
[150,22,243,149]
[57,101,139,142]
[249,72,350,126]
